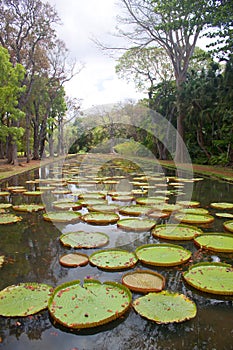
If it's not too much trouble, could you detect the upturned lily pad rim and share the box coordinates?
[59,253,89,267]
[135,243,192,266]
[59,231,109,249]
[194,232,233,252]
[119,205,153,216]
[122,269,165,293]
[183,262,233,295]
[174,213,215,225]
[117,218,156,232]
[43,211,81,223]
[223,220,233,232]
[48,279,132,329]
[0,282,53,317]
[87,203,119,213]
[133,290,197,324]
[210,202,233,210]
[89,248,138,270]
[152,223,203,241]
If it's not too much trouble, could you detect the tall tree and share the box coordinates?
[114,0,232,162]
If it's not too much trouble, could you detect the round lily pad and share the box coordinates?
[147,210,170,219]
[223,220,233,232]
[53,202,82,210]
[135,244,192,266]
[194,233,233,253]
[177,200,200,207]
[59,253,89,267]
[122,270,165,293]
[178,208,209,215]
[23,191,43,196]
[153,203,183,212]
[183,262,233,295]
[210,202,233,210]
[136,197,165,206]
[215,213,233,219]
[12,204,45,212]
[0,283,53,316]
[112,195,134,202]
[0,191,10,196]
[89,249,138,270]
[60,231,109,249]
[79,199,107,207]
[174,213,214,225]
[119,205,152,216]
[51,189,72,195]
[43,211,81,223]
[117,218,156,232]
[152,224,203,241]
[48,279,132,329]
[133,291,197,324]
[0,214,22,224]
[87,204,119,213]
[0,203,12,209]
[81,212,119,225]
[78,193,105,200]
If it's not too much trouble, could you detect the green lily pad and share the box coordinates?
[122,270,165,293]
[135,244,191,266]
[78,193,106,199]
[117,218,156,232]
[152,224,203,241]
[177,200,200,207]
[0,191,10,196]
[12,204,45,212]
[223,220,233,232]
[53,202,82,210]
[89,249,138,270]
[0,214,22,224]
[119,205,152,216]
[178,208,209,215]
[87,204,119,213]
[153,203,183,212]
[112,195,134,202]
[48,279,131,329]
[60,231,109,248]
[0,255,4,268]
[23,191,43,196]
[183,262,233,295]
[147,210,170,219]
[136,197,165,206]
[43,211,81,223]
[174,213,214,225]
[210,202,233,210]
[81,212,119,225]
[194,233,233,253]
[51,189,72,195]
[0,203,12,209]
[0,283,53,316]
[79,199,107,207]
[133,291,197,324]
[215,212,233,219]
[59,253,89,267]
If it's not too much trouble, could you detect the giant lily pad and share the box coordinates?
[78,192,106,200]
[223,220,233,232]
[43,211,81,223]
[48,279,131,328]
[0,214,22,224]
[215,213,233,219]
[87,203,119,213]
[0,283,53,316]
[135,244,191,266]
[53,202,82,210]
[210,202,233,210]
[117,218,156,232]
[133,291,197,324]
[177,200,200,207]
[12,204,45,212]
[178,208,209,215]
[174,213,214,225]
[0,191,10,196]
[183,262,233,295]
[194,233,233,253]
[81,212,119,225]
[60,231,109,249]
[89,249,138,270]
[122,270,165,293]
[152,203,183,213]
[59,253,89,267]
[79,199,107,207]
[152,224,203,241]
[119,205,152,216]
[0,203,12,209]
[23,191,43,196]
[112,195,134,202]
[136,197,165,206]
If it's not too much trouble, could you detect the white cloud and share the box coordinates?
[47,0,145,109]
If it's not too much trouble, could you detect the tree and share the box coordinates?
[0,46,25,161]
[114,0,232,162]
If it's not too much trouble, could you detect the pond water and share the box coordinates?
[0,155,232,350]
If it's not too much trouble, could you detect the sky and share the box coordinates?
[47,0,146,110]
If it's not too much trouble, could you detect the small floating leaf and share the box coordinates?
[133,291,197,324]
[122,270,165,293]
[59,253,89,267]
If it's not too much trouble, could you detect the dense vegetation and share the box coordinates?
[0,0,232,166]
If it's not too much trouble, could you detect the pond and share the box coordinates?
[0,155,232,350]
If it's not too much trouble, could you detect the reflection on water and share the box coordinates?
[0,155,233,350]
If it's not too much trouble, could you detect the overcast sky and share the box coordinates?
[47,0,145,110]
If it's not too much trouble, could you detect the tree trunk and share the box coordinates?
[26,114,31,163]
[32,121,40,160]
[174,112,186,163]
[48,134,54,158]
